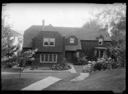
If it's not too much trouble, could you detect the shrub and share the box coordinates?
[93,62,103,71]
[51,63,71,70]
[75,56,88,65]
[5,62,16,68]
[82,64,92,73]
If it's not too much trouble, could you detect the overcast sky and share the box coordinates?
[2,3,120,34]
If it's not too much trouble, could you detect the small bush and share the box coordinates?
[51,63,71,70]
[93,62,103,71]
[75,56,88,65]
[82,64,92,73]
[4,62,16,68]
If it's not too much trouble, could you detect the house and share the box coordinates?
[23,21,111,65]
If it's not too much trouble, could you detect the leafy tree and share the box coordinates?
[17,49,38,78]
[2,16,21,62]
[94,4,126,67]
[82,19,102,32]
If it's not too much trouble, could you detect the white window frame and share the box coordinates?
[43,38,49,46]
[43,38,55,47]
[70,38,75,44]
[40,54,57,63]
[49,38,55,46]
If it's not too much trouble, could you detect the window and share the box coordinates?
[43,38,49,46]
[70,38,75,43]
[49,38,55,46]
[98,38,103,45]
[40,54,57,63]
[43,38,55,46]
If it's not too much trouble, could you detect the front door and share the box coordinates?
[65,51,76,63]
[95,49,107,58]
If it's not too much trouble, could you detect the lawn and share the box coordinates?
[44,68,126,93]
[1,68,78,90]
[2,77,42,90]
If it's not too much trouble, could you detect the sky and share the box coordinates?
[2,3,121,34]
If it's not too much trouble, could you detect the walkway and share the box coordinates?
[70,73,89,81]
[67,63,77,73]
[22,76,61,90]
[21,63,79,90]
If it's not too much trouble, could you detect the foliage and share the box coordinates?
[76,56,88,65]
[82,19,101,31]
[82,57,123,73]
[95,4,126,33]
[3,56,17,68]
[17,49,38,67]
[51,59,71,70]
[94,4,126,67]
[1,16,21,61]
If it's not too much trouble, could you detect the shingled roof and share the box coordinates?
[23,25,111,48]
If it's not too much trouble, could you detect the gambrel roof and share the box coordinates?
[23,25,111,48]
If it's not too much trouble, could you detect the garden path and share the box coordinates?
[22,76,61,90]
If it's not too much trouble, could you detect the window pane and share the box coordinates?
[53,54,57,62]
[44,42,49,45]
[42,54,44,61]
[44,38,49,41]
[49,38,55,46]
[40,54,42,63]
[50,42,54,45]
[70,38,74,43]
[45,54,48,61]
[49,54,52,62]
[49,38,55,42]
[99,38,103,45]
[43,38,49,46]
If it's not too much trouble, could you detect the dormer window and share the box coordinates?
[43,38,55,46]
[70,38,75,44]
[49,38,55,46]
[43,38,49,46]
[98,38,103,45]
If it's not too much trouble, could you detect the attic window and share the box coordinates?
[98,38,103,45]
[43,38,55,46]
[70,38,75,44]
[49,38,55,46]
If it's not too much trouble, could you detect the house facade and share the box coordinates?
[23,22,111,65]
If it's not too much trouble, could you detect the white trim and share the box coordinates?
[40,54,57,63]
[55,54,57,63]
[43,38,55,47]
[40,54,42,63]
[52,54,54,61]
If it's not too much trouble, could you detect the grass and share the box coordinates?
[1,68,78,90]
[44,68,125,93]
[1,67,22,73]
[2,78,41,90]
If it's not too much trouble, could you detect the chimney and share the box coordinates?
[42,20,45,30]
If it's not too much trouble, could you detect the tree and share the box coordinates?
[17,49,38,78]
[94,4,126,67]
[82,19,102,32]
[2,16,20,61]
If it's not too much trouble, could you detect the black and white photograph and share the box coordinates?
[1,3,126,93]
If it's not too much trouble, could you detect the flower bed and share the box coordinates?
[82,58,122,73]
[51,63,71,70]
